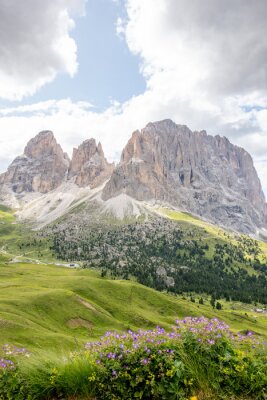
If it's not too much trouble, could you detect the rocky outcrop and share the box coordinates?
[68,139,114,188]
[102,119,267,233]
[0,131,69,193]
[0,132,114,196]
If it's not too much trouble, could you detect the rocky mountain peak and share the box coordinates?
[24,130,59,158]
[103,119,267,233]
[68,138,114,188]
[0,131,69,194]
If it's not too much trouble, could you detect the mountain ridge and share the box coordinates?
[0,119,266,234]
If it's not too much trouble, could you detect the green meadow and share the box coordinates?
[0,206,267,399]
[0,205,267,354]
[0,262,266,355]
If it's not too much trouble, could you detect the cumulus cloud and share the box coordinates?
[0,0,85,100]
[0,99,93,116]
[124,0,267,96]
[0,0,267,195]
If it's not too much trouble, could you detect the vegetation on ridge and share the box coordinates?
[50,208,267,304]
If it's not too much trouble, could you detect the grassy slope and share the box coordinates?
[0,209,55,263]
[156,207,240,242]
[156,206,267,270]
[0,206,267,355]
[0,262,266,355]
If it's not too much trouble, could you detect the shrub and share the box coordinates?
[1,318,266,400]
[0,345,30,400]
[83,317,267,399]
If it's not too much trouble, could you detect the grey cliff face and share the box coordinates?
[68,138,114,188]
[102,119,267,233]
[0,131,69,194]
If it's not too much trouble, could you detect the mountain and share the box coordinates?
[0,131,70,194]
[0,120,266,234]
[103,120,267,233]
[0,131,114,216]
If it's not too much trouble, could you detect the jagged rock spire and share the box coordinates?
[0,131,69,193]
[68,138,114,188]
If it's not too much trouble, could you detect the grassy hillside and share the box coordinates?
[0,261,267,355]
[158,206,267,261]
[0,204,267,353]
[0,208,55,263]
[0,262,267,400]
[0,206,267,399]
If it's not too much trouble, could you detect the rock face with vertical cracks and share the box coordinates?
[102,119,267,233]
[68,139,114,188]
[0,131,70,194]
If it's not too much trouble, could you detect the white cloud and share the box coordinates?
[0,99,93,116]
[0,0,267,196]
[124,0,267,96]
[0,0,85,100]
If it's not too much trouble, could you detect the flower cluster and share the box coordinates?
[83,317,266,399]
[85,316,264,360]
[0,358,15,370]
[0,346,31,400]
[0,345,30,371]
[2,344,30,358]
[174,316,265,347]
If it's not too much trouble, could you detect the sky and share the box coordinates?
[0,0,267,196]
